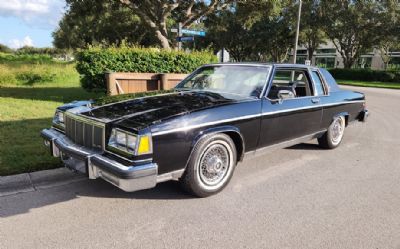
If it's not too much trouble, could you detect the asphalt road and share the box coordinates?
[1,86,400,249]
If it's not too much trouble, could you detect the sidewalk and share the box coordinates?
[0,167,86,197]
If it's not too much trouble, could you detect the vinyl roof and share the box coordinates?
[205,62,319,70]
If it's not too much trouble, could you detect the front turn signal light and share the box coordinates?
[137,135,152,155]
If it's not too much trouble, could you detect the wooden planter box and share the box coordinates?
[106,72,188,95]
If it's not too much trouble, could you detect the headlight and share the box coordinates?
[52,110,65,129]
[108,128,152,155]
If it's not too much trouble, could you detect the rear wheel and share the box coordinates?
[180,133,237,197]
[318,115,346,149]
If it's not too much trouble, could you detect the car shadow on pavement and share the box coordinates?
[0,179,194,218]
[285,142,323,150]
[83,179,194,200]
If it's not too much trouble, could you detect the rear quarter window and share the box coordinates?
[311,71,326,96]
[319,68,341,92]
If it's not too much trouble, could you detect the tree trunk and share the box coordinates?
[343,58,354,69]
[307,47,314,61]
[155,30,170,50]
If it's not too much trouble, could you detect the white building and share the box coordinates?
[293,41,400,70]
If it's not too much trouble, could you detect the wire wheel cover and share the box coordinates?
[199,143,230,186]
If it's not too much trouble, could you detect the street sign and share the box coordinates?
[176,36,194,42]
[181,29,206,37]
[170,28,178,33]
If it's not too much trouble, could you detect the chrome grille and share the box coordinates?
[65,114,105,150]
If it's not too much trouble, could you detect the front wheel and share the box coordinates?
[318,115,346,149]
[180,133,237,197]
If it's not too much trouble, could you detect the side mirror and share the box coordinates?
[277,90,295,100]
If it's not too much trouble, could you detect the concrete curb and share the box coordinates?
[0,168,86,197]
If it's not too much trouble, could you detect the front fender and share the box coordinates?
[189,125,245,163]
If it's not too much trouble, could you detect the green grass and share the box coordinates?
[0,62,78,86]
[338,80,400,89]
[0,62,103,176]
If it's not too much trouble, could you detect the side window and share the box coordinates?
[267,69,313,99]
[311,70,326,96]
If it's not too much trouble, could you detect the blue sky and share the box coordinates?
[0,0,65,48]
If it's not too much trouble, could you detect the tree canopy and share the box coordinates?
[0,44,13,53]
[117,0,234,49]
[53,0,158,49]
[53,0,400,66]
[320,0,399,68]
[297,0,327,61]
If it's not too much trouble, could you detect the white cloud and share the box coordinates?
[9,36,34,48]
[0,0,65,28]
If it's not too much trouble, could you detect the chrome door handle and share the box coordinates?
[311,98,320,104]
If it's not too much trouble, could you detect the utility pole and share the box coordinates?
[293,0,302,64]
[178,22,182,51]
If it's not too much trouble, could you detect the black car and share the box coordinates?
[41,63,368,197]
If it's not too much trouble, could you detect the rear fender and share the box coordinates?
[332,112,349,126]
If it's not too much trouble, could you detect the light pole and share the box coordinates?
[293,0,302,64]
[178,22,182,51]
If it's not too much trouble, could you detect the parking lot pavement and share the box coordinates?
[1,86,400,249]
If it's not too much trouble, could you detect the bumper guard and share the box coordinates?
[359,109,369,122]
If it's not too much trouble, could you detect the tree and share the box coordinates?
[251,14,294,62]
[53,0,158,49]
[203,0,287,61]
[297,0,327,61]
[204,9,255,61]
[118,0,234,49]
[379,35,400,70]
[377,1,400,69]
[254,1,295,63]
[320,0,389,68]
[0,44,13,53]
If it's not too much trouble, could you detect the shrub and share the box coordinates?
[76,47,217,92]
[328,68,400,83]
[16,69,56,85]
[15,46,66,56]
[0,52,53,64]
[0,65,17,84]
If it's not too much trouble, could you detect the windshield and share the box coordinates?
[176,65,270,98]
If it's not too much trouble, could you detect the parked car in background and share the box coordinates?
[42,63,368,197]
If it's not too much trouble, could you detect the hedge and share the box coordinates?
[0,52,54,64]
[76,47,217,92]
[328,68,400,83]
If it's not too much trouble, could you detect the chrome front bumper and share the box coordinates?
[41,128,157,192]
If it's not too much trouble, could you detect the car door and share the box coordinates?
[258,67,323,148]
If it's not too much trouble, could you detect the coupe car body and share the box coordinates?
[41,63,368,197]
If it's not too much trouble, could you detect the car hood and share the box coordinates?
[81,91,245,130]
